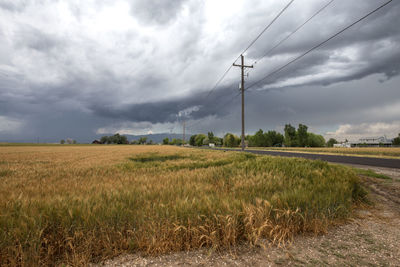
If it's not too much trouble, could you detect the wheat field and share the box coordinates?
[0,145,367,266]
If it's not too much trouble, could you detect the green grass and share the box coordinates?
[129,153,189,162]
[354,168,392,180]
[0,170,13,177]
[0,146,367,266]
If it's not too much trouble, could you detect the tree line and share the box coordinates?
[98,134,155,145]
[189,124,327,148]
[95,129,400,147]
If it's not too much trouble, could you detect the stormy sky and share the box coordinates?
[0,0,399,142]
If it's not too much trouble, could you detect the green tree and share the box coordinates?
[327,138,338,147]
[100,134,127,144]
[119,134,128,144]
[195,134,206,146]
[162,137,169,145]
[203,137,210,146]
[109,134,118,144]
[189,135,197,146]
[266,131,284,147]
[170,138,182,145]
[138,137,147,145]
[223,133,240,147]
[214,137,223,146]
[72,140,77,144]
[113,133,128,144]
[100,136,109,144]
[207,132,215,143]
[297,124,308,147]
[393,133,400,145]
[284,124,297,147]
[307,133,325,147]
[253,129,267,147]
[60,139,65,144]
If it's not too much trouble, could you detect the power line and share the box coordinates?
[240,0,295,57]
[183,1,296,134]
[252,0,335,66]
[205,65,234,98]
[246,0,394,92]
[204,0,295,99]
[189,0,295,135]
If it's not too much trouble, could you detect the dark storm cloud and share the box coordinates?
[90,84,236,124]
[0,0,400,141]
[244,0,400,90]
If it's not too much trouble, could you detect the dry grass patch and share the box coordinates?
[0,145,367,266]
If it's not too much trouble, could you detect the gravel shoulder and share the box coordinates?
[96,168,400,267]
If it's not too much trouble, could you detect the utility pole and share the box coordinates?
[233,54,253,151]
[182,120,186,146]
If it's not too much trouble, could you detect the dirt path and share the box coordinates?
[96,171,400,267]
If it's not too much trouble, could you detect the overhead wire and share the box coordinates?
[240,0,295,57]
[204,0,295,99]
[187,0,296,133]
[251,0,335,66]
[246,0,394,92]
[181,1,296,135]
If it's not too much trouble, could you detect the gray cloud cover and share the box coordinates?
[0,0,399,142]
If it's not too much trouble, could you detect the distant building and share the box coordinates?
[92,140,102,144]
[333,143,351,148]
[351,136,392,147]
[334,136,392,148]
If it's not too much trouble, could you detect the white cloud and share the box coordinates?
[325,121,400,141]
[178,105,201,118]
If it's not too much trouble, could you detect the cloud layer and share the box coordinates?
[0,0,399,141]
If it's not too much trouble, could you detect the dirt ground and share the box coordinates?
[96,166,400,267]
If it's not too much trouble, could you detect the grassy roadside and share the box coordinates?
[244,147,400,159]
[0,146,367,266]
[353,168,392,180]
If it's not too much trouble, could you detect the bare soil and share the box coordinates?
[96,167,400,267]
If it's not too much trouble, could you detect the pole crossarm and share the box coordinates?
[233,63,254,68]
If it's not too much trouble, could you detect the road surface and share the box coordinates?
[206,148,400,169]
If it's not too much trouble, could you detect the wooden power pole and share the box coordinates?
[233,54,253,151]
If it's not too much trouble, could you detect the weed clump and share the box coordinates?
[130,153,187,163]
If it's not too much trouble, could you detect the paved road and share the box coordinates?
[207,148,400,169]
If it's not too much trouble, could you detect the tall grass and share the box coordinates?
[0,146,367,266]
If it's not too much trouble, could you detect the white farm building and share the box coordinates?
[334,136,393,148]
